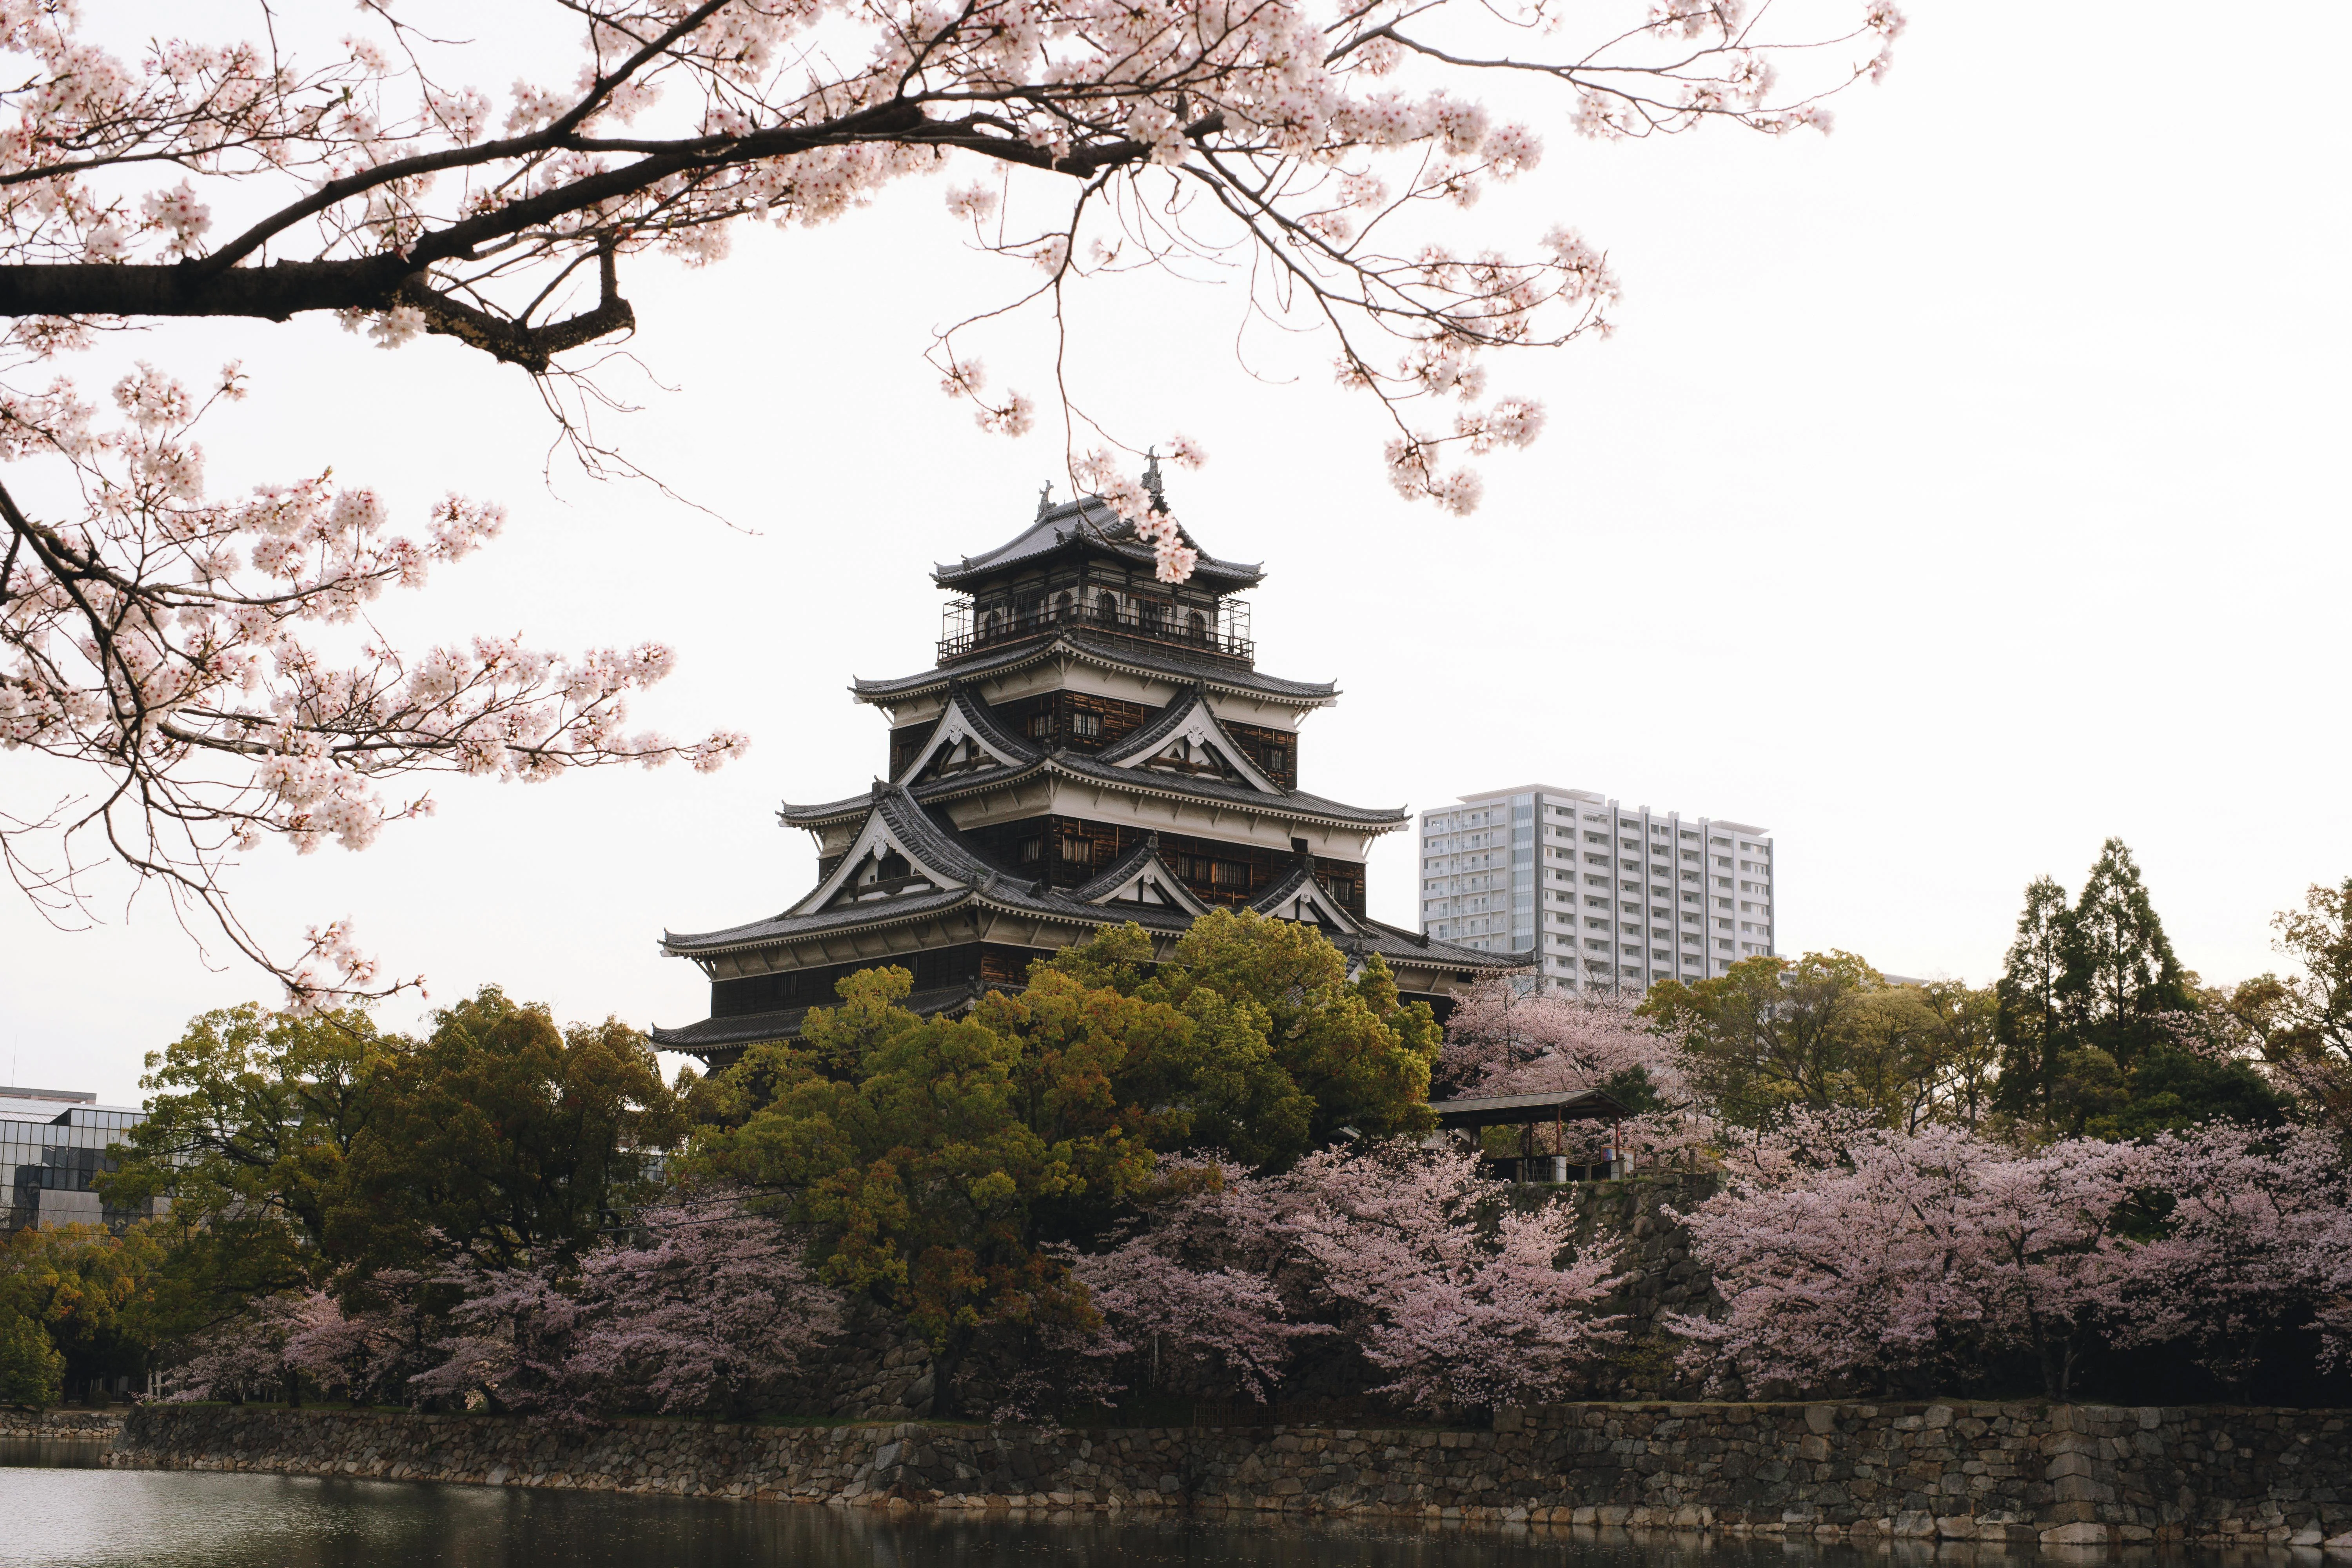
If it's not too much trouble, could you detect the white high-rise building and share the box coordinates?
[1417,784,1777,989]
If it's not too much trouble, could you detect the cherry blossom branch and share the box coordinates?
[0,363,743,1002]
[0,0,1901,532]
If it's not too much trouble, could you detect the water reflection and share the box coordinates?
[0,1452,2274,1568]
[0,1439,107,1470]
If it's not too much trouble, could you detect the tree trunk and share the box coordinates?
[928,1332,969,1420]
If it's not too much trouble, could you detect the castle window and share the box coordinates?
[1019,837,1042,864]
[1027,712,1053,740]
[1060,835,1092,864]
[1069,711,1101,739]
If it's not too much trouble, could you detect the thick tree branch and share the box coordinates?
[396,244,633,371]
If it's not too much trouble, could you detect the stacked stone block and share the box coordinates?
[114,1401,2352,1547]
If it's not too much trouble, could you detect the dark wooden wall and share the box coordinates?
[962,815,1363,915]
[710,943,1043,1018]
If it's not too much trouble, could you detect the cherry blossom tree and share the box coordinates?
[1076,1146,1622,1414]
[1068,1156,1328,1403]
[412,1191,842,1420]
[1677,1123,2352,1400]
[2124,1125,2352,1387]
[160,1290,310,1403]
[0,1,1900,989]
[279,1275,430,1405]
[1285,1144,1623,1411]
[161,1286,414,1404]
[1438,979,1667,1094]
[0,1,1903,509]
[1675,1127,2165,1398]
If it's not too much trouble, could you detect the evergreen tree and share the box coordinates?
[2059,838,2194,1070]
[1993,875,2072,1114]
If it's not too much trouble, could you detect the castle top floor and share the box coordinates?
[932,492,1262,671]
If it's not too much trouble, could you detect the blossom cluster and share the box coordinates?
[1071,1147,1623,1414]
[164,1194,842,1419]
[1677,1121,2352,1398]
[0,0,1902,523]
[0,363,743,1000]
[1436,976,1713,1167]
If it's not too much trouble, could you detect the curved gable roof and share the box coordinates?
[1249,858,1367,935]
[1073,833,1213,916]
[1098,683,1285,795]
[892,686,1042,788]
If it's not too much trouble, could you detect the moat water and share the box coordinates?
[0,1439,2245,1567]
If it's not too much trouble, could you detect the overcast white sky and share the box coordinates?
[3,0,2347,1105]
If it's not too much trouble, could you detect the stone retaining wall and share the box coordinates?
[0,1409,122,1440]
[114,1401,2352,1547]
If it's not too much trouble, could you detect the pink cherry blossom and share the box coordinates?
[0,365,744,1002]
[0,0,1903,990]
[1437,978,1710,1169]
[0,0,1900,514]
[1676,1121,2352,1399]
[1072,1147,1623,1414]
[411,1191,842,1420]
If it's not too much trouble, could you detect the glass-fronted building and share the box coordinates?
[1,1087,151,1230]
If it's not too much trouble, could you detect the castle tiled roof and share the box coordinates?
[1043,751,1406,828]
[651,982,995,1052]
[851,628,1338,707]
[933,495,1263,592]
[669,785,1476,966]
[777,754,1408,834]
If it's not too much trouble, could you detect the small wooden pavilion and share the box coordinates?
[1425,1087,1636,1184]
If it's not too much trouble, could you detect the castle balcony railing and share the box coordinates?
[939,586,1252,666]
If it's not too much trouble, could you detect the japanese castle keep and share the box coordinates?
[651,477,1521,1069]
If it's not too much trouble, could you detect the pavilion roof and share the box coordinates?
[1424,1087,1635,1130]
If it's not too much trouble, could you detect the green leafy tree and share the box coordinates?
[108,991,685,1338]
[686,913,1443,1408]
[337,988,685,1271]
[0,1223,167,1403]
[1994,875,2073,1114]
[1097,910,1440,1152]
[998,932,1312,1171]
[1917,980,2002,1132]
[2216,878,2352,1138]
[689,966,1149,1408]
[2058,838,2195,1071]
[2087,1047,2288,1140]
[2045,1046,2129,1136]
[0,1305,63,1408]
[102,1004,391,1321]
[1641,951,1885,1124]
[1844,984,1949,1133]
